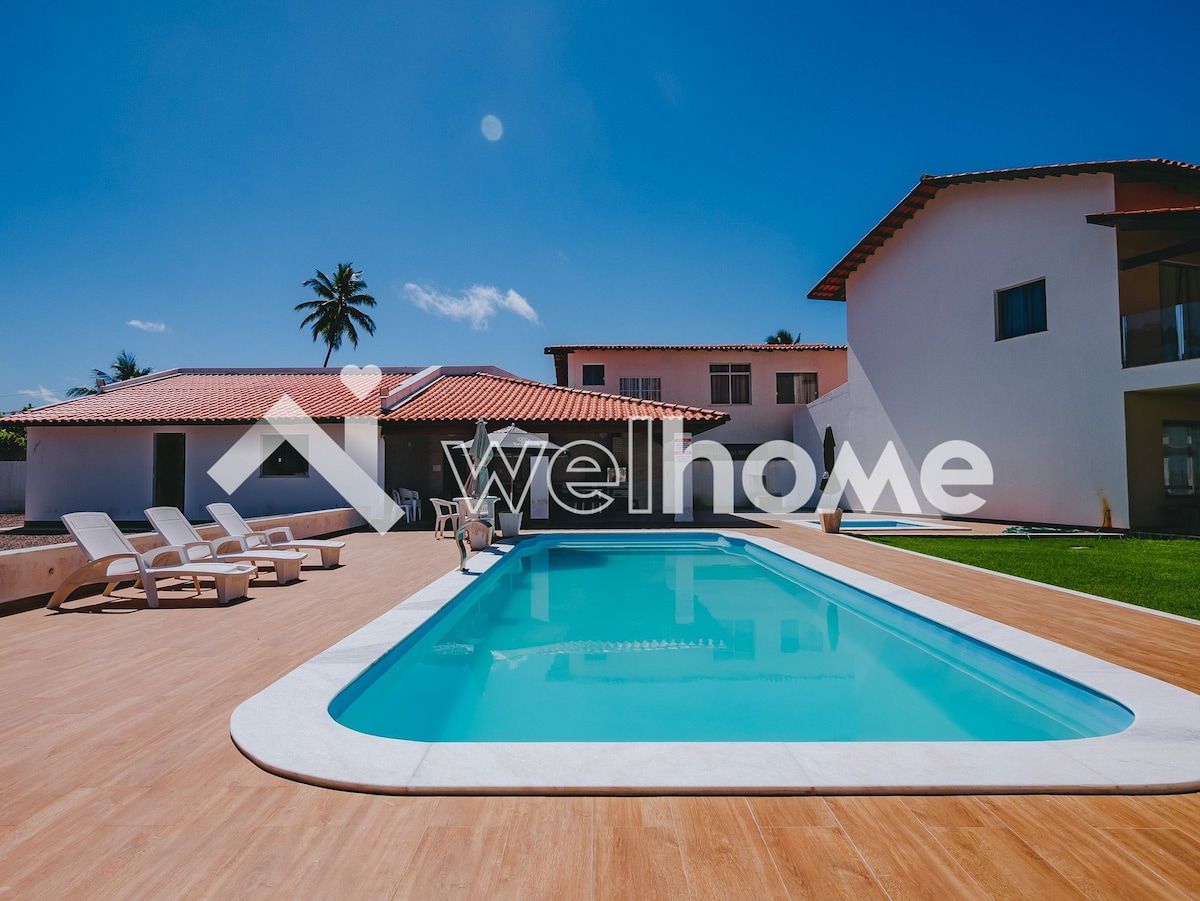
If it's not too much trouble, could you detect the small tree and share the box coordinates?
[66,350,152,397]
[0,405,32,460]
[765,328,801,345]
[295,263,378,366]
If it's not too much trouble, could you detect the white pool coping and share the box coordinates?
[230,530,1200,794]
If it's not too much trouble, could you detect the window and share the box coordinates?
[710,363,751,404]
[1164,422,1200,496]
[261,436,309,477]
[776,372,818,404]
[582,364,605,386]
[618,377,661,401]
[996,279,1047,340]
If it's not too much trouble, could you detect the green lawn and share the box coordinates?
[866,535,1200,621]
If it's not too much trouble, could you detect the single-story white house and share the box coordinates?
[4,365,729,525]
[796,158,1200,531]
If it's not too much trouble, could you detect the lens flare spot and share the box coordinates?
[481,115,503,141]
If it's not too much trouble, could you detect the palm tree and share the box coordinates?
[765,328,801,345]
[66,350,152,397]
[295,263,378,366]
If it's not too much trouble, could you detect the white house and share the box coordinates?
[796,159,1200,531]
[5,365,729,525]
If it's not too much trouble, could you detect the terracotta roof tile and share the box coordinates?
[382,373,729,424]
[5,370,418,425]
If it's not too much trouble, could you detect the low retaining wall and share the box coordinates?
[0,507,365,611]
[0,462,25,513]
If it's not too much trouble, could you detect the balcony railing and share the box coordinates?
[1121,302,1200,368]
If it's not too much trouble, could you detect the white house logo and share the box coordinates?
[207,366,404,533]
[207,364,994,528]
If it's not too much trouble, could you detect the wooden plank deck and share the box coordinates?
[2,524,1199,899]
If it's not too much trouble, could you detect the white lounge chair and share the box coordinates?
[430,498,460,539]
[50,512,255,610]
[205,503,345,568]
[145,506,306,585]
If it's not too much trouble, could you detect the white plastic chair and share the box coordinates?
[391,488,420,523]
[145,506,306,585]
[206,503,345,568]
[430,498,460,539]
[401,488,421,521]
[50,512,255,609]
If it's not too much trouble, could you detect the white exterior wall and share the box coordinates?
[560,348,848,445]
[26,423,366,522]
[797,173,1129,527]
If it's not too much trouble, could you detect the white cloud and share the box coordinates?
[19,386,60,405]
[127,319,167,332]
[405,284,540,331]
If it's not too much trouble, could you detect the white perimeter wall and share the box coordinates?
[796,173,1129,527]
[26,423,360,522]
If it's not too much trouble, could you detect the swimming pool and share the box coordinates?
[330,534,1129,743]
[231,531,1200,794]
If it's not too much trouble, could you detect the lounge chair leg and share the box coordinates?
[192,576,202,593]
[144,579,160,609]
[318,547,340,568]
[214,573,251,604]
[47,577,83,610]
[103,581,120,597]
[274,559,301,584]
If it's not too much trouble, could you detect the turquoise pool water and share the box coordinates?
[330,534,1133,743]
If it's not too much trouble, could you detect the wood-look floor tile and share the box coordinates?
[670,797,788,901]
[827,796,990,900]
[762,826,888,900]
[595,826,688,901]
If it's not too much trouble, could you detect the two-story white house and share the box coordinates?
[797,159,1200,531]
[546,343,847,508]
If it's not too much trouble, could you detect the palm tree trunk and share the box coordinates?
[323,345,333,367]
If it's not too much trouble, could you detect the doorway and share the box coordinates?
[153,433,186,510]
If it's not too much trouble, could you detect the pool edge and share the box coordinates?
[229,530,1200,795]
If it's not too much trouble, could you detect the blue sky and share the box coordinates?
[3,0,1198,409]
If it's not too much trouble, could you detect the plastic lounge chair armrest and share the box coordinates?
[143,544,188,568]
[179,540,214,561]
[209,535,251,556]
[241,530,272,549]
[264,526,295,543]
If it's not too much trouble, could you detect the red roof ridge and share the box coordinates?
[544,343,847,352]
[379,371,729,424]
[433,370,726,416]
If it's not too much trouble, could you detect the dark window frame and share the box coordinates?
[1164,420,1200,496]
[710,363,751,405]
[995,278,1048,341]
[776,371,818,405]
[581,364,605,386]
[260,436,310,478]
